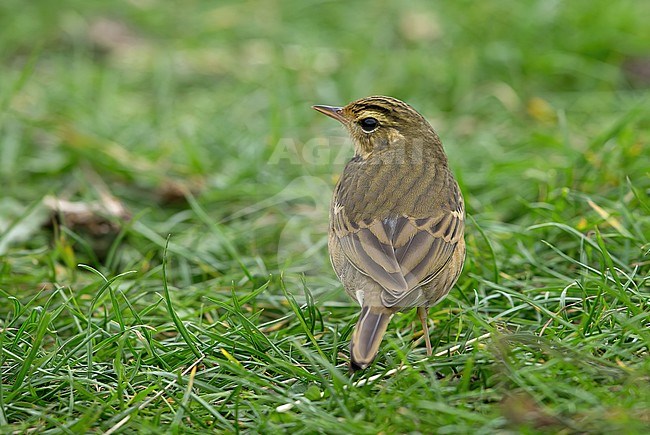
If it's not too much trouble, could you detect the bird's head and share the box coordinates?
[312,95,442,160]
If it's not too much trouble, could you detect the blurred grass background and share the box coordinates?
[1,0,649,433]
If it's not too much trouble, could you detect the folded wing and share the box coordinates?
[333,204,464,307]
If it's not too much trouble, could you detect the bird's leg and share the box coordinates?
[417,306,432,356]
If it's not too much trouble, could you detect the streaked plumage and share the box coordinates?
[313,96,465,371]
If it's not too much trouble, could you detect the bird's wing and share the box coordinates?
[333,204,464,307]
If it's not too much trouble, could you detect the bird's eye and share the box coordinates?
[359,117,379,133]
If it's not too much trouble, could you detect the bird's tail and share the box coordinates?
[349,306,393,371]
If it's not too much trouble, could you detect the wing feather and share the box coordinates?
[333,201,464,307]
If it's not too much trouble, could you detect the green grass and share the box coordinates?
[1,0,650,432]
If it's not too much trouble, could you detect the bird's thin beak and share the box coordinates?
[312,105,346,123]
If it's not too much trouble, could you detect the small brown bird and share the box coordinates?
[312,96,465,371]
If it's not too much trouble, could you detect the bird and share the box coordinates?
[312,96,465,371]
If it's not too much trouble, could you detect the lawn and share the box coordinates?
[1,0,649,433]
